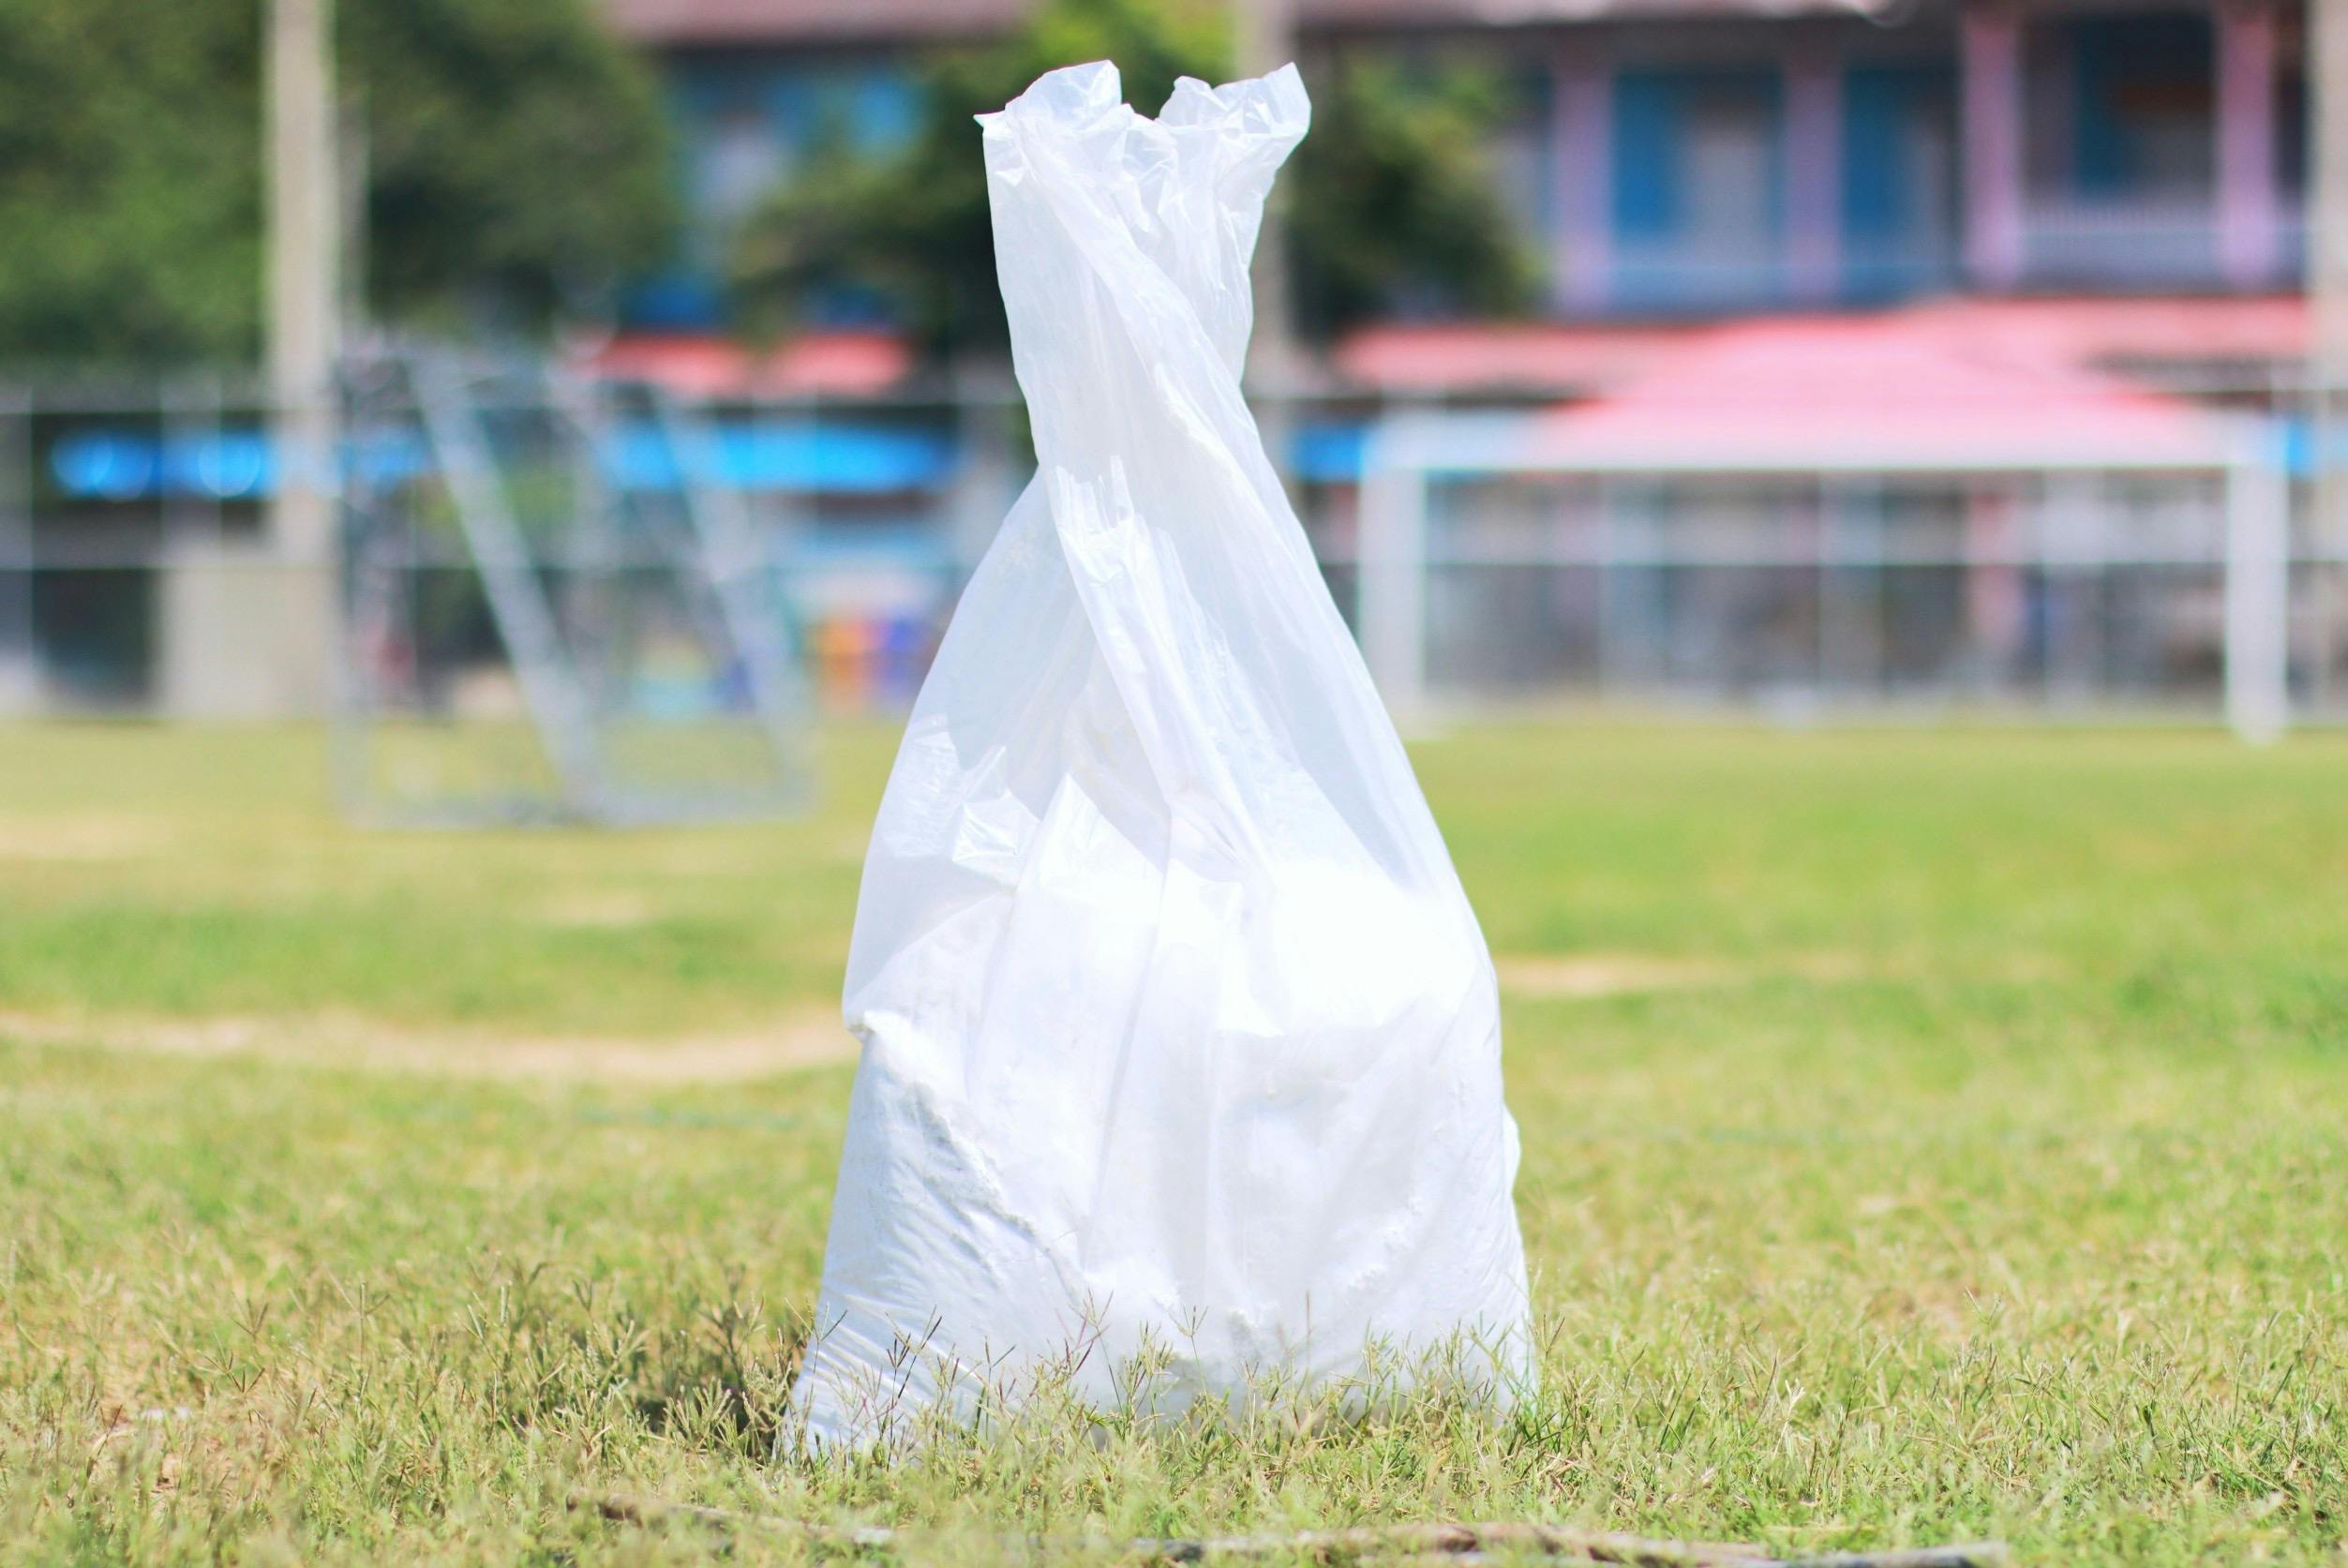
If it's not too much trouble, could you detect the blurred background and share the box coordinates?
[2,0,2341,819]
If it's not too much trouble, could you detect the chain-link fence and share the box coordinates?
[1,364,2339,743]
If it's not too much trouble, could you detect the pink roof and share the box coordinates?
[1334,295,2309,396]
[1521,314,2238,472]
[1903,293,2309,367]
[605,0,1020,46]
[1336,321,1700,394]
[582,331,914,397]
[1295,0,1892,24]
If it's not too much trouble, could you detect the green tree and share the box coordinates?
[0,1,264,365]
[342,0,674,337]
[730,0,1535,359]
[1283,57,1536,341]
[0,0,673,367]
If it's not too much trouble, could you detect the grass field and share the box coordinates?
[3,722,2344,1565]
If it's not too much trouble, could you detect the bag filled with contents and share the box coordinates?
[795,60,1532,1447]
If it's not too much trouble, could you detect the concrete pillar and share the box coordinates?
[160,544,333,719]
[2313,0,2348,602]
[1358,414,1431,718]
[1961,6,2026,290]
[1785,41,1844,305]
[267,0,339,716]
[2217,2,2283,290]
[1551,44,1614,315]
[2226,441,2292,742]
[0,392,29,713]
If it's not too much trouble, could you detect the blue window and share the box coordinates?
[1841,64,1957,300]
[1609,69,1784,309]
[2065,13,2214,196]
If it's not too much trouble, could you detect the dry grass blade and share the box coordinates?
[579,1494,2011,1568]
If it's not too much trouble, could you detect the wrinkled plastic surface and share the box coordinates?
[794,61,1531,1446]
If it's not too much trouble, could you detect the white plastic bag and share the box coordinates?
[794,60,1531,1446]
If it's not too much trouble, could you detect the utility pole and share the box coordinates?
[1234,0,1302,490]
[2315,0,2348,708]
[2321,0,2348,396]
[269,0,339,703]
[1234,0,1297,118]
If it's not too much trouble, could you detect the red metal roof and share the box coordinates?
[1520,311,2240,472]
[583,331,915,397]
[1291,0,1892,24]
[604,0,1021,46]
[1903,293,2309,368]
[1333,295,2309,396]
[1334,320,1700,395]
[578,296,2306,407]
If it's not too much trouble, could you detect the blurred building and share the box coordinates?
[604,0,2303,334]
[574,0,2327,720]
[0,0,2331,722]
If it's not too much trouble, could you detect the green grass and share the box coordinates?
[3,722,2344,1564]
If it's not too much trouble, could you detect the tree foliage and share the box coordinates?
[0,0,674,367]
[730,0,1535,358]
[0,1,264,366]
[342,0,674,337]
[1283,57,1538,341]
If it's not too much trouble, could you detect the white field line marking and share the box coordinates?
[1492,951,1867,998]
[0,1006,855,1084]
[1,952,1881,1084]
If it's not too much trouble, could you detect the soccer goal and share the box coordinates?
[333,349,808,826]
